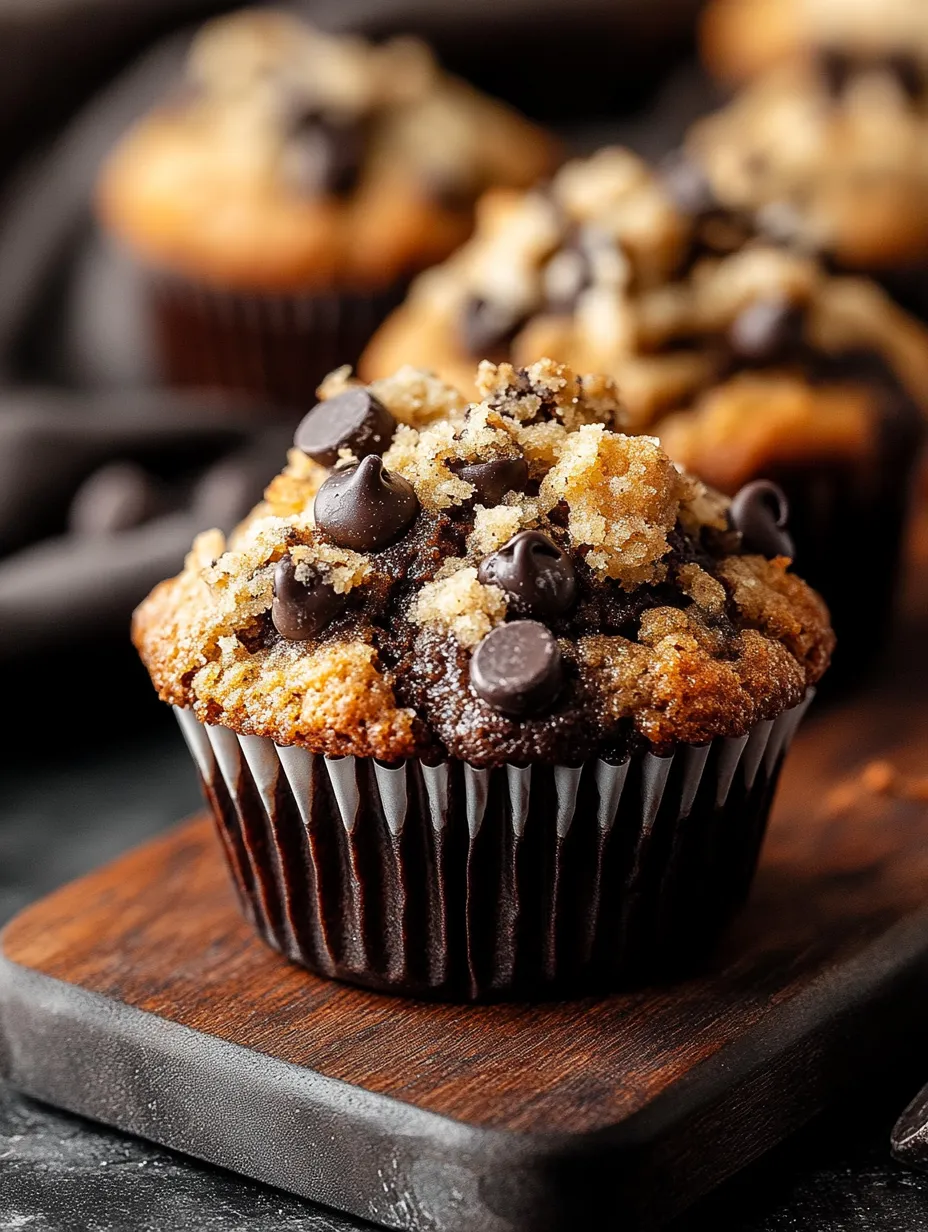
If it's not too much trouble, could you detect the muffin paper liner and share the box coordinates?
[148,274,405,413]
[175,692,811,1001]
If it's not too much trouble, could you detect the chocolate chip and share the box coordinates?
[544,244,592,314]
[659,149,718,217]
[452,457,529,506]
[294,389,396,468]
[281,108,365,197]
[887,53,926,102]
[313,455,419,552]
[818,48,853,98]
[470,620,564,717]
[730,480,795,559]
[477,530,576,619]
[68,462,160,536]
[728,297,805,364]
[459,296,526,358]
[271,554,344,640]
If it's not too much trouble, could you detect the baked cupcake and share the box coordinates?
[681,58,928,316]
[96,9,557,411]
[133,358,832,1000]
[363,156,928,679]
[700,0,928,87]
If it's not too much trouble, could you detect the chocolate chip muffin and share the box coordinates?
[682,58,928,315]
[134,358,832,999]
[362,155,928,679]
[700,0,928,87]
[96,8,557,411]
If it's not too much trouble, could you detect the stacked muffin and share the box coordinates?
[362,149,928,675]
[96,9,557,409]
[134,359,832,998]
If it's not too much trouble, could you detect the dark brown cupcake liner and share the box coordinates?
[175,693,811,1002]
[147,273,406,414]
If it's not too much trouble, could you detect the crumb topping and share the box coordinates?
[134,360,834,766]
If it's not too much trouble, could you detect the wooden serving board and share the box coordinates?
[2,528,928,1232]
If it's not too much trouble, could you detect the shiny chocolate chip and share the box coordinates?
[730,480,795,559]
[887,53,926,103]
[544,244,592,314]
[452,457,529,506]
[478,530,576,619]
[313,454,419,552]
[659,148,718,217]
[294,388,396,468]
[459,296,526,358]
[281,108,365,197]
[68,462,160,536]
[470,620,564,717]
[728,297,805,364]
[818,48,853,98]
[271,554,344,640]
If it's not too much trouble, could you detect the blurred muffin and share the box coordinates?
[97,9,557,412]
[362,153,928,677]
[700,0,928,87]
[135,358,831,998]
[683,60,928,290]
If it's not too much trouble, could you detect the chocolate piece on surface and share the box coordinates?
[281,108,366,198]
[660,149,718,217]
[728,297,805,364]
[452,457,529,506]
[313,454,419,552]
[470,619,564,717]
[271,554,344,640]
[730,479,795,559]
[295,388,396,467]
[459,296,526,358]
[478,530,576,618]
[68,462,160,536]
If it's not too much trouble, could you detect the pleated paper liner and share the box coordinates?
[148,274,405,414]
[176,692,811,1002]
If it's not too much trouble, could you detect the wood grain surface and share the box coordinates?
[2,513,927,1229]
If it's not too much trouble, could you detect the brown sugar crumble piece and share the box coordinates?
[134,359,835,767]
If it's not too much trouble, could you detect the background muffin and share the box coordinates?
[363,154,928,680]
[97,8,558,412]
[135,358,832,999]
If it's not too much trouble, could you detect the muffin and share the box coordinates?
[682,59,928,316]
[96,9,557,411]
[363,155,928,678]
[133,358,833,1000]
[700,0,928,87]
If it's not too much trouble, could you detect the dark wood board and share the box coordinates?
[2,521,928,1232]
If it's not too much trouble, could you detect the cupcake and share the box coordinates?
[700,0,928,87]
[133,358,833,1000]
[96,9,557,411]
[362,155,928,678]
[681,58,928,316]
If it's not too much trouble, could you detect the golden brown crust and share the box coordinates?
[134,361,834,764]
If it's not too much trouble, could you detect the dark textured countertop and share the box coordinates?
[3,657,928,1232]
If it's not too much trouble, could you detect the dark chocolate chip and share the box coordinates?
[294,389,396,468]
[544,244,592,314]
[477,530,576,619]
[68,462,160,536]
[728,297,805,364]
[459,296,526,358]
[818,48,853,98]
[659,149,718,217]
[887,53,926,102]
[271,553,344,640]
[313,454,419,552]
[730,479,795,559]
[470,620,564,717]
[452,457,529,506]
[281,108,365,197]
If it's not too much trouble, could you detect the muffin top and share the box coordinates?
[685,59,928,269]
[701,0,928,85]
[362,150,928,490]
[97,9,557,292]
[134,359,834,768]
